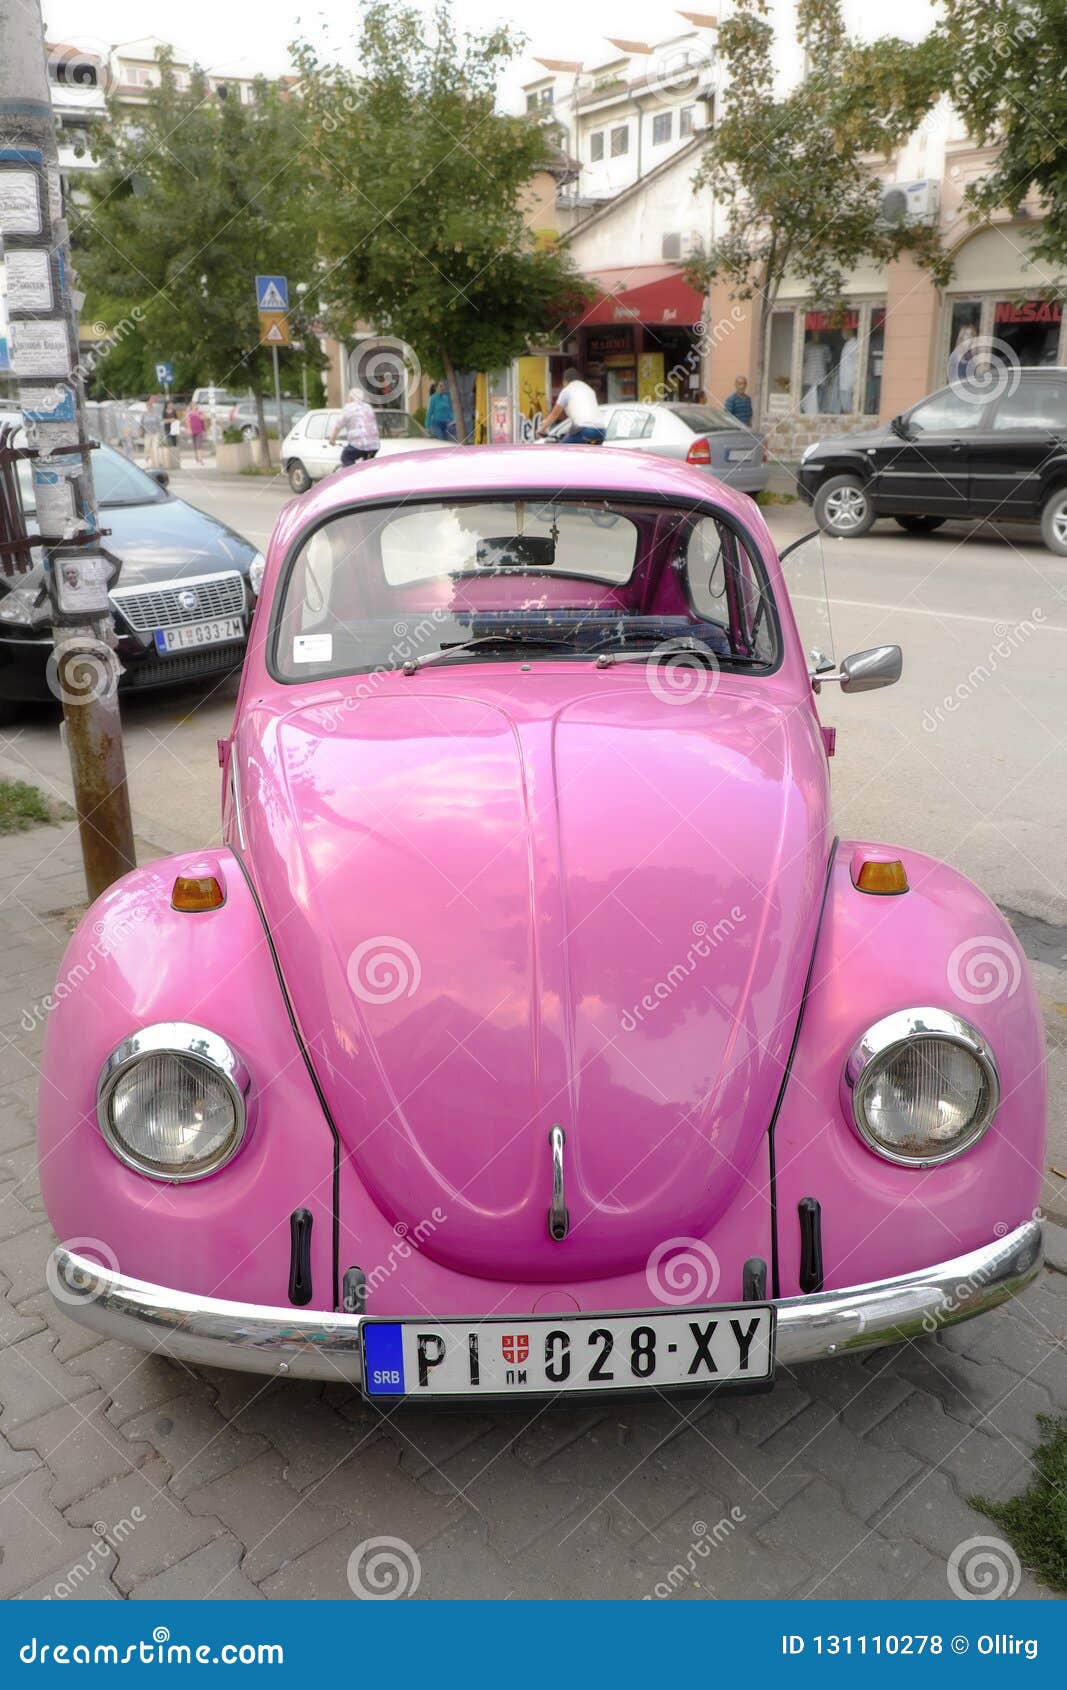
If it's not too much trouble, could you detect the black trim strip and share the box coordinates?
[766,835,838,1300]
[232,848,342,1311]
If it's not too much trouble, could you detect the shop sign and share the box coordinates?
[587,328,632,358]
[805,308,860,332]
[994,299,1062,325]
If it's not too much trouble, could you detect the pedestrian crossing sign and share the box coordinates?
[255,274,289,311]
[259,312,291,346]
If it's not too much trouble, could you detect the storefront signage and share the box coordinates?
[805,308,860,332]
[587,328,633,358]
[994,299,1062,325]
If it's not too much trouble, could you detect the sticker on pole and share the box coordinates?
[256,275,289,311]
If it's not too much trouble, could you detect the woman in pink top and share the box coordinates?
[186,403,206,465]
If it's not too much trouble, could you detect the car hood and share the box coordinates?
[807,423,894,457]
[93,498,257,585]
[239,680,830,1281]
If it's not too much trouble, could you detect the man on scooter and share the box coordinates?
[537,368,605,444]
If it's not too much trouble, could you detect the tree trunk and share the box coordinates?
[253,390,270,470]
[440,347,466,445]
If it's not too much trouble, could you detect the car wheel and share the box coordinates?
[1040,486,1067,556]
[287,460,312,494]
[813,474,875,538]
[241,425,256,443]
[894,515,945,534]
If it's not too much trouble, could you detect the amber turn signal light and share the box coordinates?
[854,859,909,896]
[171,874,226,912]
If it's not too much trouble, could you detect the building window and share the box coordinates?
[610,124,629,157]
[680,105,695,137]
[540,87,554,106]
[652,111,672,145]
[766,311,795,411]
[865,308,886,413]
[801,309,863,415]
[590,130,604,162]
[526,92,539,112]
[992,298,1062,367]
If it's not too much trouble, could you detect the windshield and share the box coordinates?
[377,412,427,440]
[670,405,744,433]
[18,444,167,511]
[272,495,779,680]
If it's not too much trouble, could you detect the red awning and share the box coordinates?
[576,265,706,329]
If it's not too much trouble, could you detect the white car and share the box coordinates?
[595,401,769,494]
[281,408,449,493]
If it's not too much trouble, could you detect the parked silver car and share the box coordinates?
[281,408,448,493]
[596,401,769,494]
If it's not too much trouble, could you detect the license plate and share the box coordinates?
[726,447,755,462]
[153,616,244,653]
[362,1306,774,1399]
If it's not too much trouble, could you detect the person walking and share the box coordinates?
[161,398,179,459]
[536,368,605,444]
[723,376,754,427]
[425,380,455,441]
[328,387,380,466]
[186,401,206,465]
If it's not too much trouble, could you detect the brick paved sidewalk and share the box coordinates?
[1,822,1064,1602]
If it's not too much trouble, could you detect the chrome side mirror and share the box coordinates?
[812,644,902,693]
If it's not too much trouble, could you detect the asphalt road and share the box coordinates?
[2,466,1064,1216]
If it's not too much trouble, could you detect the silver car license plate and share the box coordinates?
[153,616,244,653]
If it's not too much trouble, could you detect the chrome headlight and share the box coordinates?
[248,552,266,597]
[843,1008,999,1166]
[97,1023,252,1181]
[801,442,821,463]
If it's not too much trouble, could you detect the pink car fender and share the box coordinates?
[772,840,1044,1297]
[38,849,336,1308]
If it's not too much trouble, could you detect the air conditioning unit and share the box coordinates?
[662,231,703,262]
[879,179,940,226]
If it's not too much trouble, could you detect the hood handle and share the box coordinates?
[547,1124,570,1242]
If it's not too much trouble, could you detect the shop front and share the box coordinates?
[761,297,886,455]
[570,264,707,404]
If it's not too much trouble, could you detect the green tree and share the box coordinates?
[689,0,950,414]
[292,1,591,439]
[938,0,1067,279]
[74,51,323,457]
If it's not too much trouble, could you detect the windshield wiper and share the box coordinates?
[592,636,724,668]
[401,633,583,673]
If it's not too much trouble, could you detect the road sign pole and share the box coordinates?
[0,0,136,900]
[272,344,282,445]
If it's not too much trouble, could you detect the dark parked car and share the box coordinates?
[798,367,1067,554]
[0,439,264,722]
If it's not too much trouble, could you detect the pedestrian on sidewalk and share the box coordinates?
[329,387,380,466]
[723,375,754,427]
[186,401,206,465]
[426,380,455,441]
[162,398,180,458]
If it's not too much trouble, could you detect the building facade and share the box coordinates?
[514,7,1065,455]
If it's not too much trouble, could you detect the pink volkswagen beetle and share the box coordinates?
[41,446,1045,1402]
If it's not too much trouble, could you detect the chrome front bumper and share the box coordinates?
[49,1220,1043,1386]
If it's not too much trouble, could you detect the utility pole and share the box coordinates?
[0,0,136,899]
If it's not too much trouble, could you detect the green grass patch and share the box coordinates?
[971,1412,1067,1592]
[0,777,64,834]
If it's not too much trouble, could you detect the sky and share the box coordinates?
[40,0,938,108]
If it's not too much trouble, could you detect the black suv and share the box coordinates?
[798,367,1067,554]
